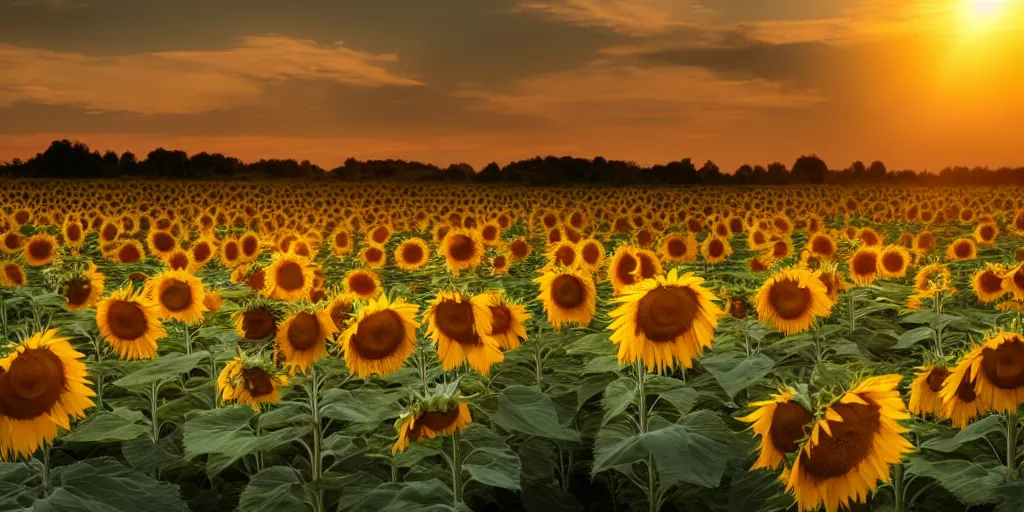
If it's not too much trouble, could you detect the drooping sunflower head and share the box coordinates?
[945,238,977,261]
[938,354,986,428]
[392,399,472,454]
[440,228,485,275]
[877,245,911,279]
[962,332,1024,414]
[344,268,382,300]
[753,268,835,336]
[62,262,105,311]
[786,375,913,512]
[395,238,431,271]
[738,386,814,471]
[971,263,1008,303]
[424,291,503,375]
[203,290,223,312]
[275,307,338,375]
[262,252,314,302]
[609,268,723,372]
[146,269,208,324]
[23,233,57,267]
[217,357,289,410]
[909,365,950,417]
[1003,263,1024,300]
[339,294,420,378]
[534,267,597,330]
[95,287,167,360]
[847,246,879,286]
[0,329,95,460]
[233,302,280,342]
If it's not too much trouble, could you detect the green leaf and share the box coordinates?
[700,352,775,399]
[183,406,260,477]
[492,386,580,441]
[64,408,149,443]
[892,326,934,349]
[593,411,741,487]
[112,351,209,388]
[36,457,187,512]
[348,479,457,512]
[906,456,1011,505]
[658,386,698,415]
[521,483,583,512]
[583,355,622,374]
[727,468,793,512]
[237,466,310,512]
[566,332,615,356]
[576,373,617,410]
[121,433,183,472]
[601,377,636,427]
[320,388,404,425]
[464,446,521,490]
[920,415,1002,453]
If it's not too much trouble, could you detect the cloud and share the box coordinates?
[454,59,823,128]
[511,0,716,35]
[5,0,94,9]
[0,36,423,115]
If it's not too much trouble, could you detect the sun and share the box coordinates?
[964,0,1010,21]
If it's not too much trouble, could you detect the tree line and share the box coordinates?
[2,139,1022,187]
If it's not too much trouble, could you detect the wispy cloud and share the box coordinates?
[0,36,423,115]
[511,0,717,35]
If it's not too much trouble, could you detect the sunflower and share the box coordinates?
[217,358,288,410]
[203,290,223,312]
[950,332,1024,414]
[753,268,835,336]
[275,308,338,375]
[233,304,279,341]
[330,228,353,257]
[61,219,85,249]
[96,287,167,360]
[440,228,484,275]
[945,238,977,261]
[701,236,733,264]
[395,238,431,271]
[23,233,57,267]
[480,290,530,350]
[785,375,913,512]
[546,241,579,269]
[424,291,504,375]
[113,240,145,264]
[805,233,837,261]
[608,268,723,372]
[262,253,314,302]
[344,269,382,300]
[0,329,95,460]
[738,386,813,470]
[338,295,420,378]
[326,293,357,332]
[146,270,208,324]
[1,232,24,255]
[239,232,262,262]
[848,246,879,286]
[914,231,936,253]
[913,263,954,295]
[0,260,27,287]
[490,253,510,275]
[63,262,105,311]
[971,264,1008,303]
[1004,263,1024,300]
[220,237,242,267]
[938,360,986,428]
[164,249,193,272]
[146,230,178,259]
[392,401,472,454]
[974,222,999,246]
[189,237,217,268]
[657,233,696,263]
[908,365,950,417]
[877,245,911,279]
[578,238,606,271]
[359,244,387,269]
[507,237,532,262]
[608,245,643,294]
[534,268,597,330]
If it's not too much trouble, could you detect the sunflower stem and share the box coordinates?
[634,361,657,512]
[0,293,7,342]
[183,323,192,355]
[847,288,856,332]
[149,382,161,443]
[933,293,944,359]
[417,340,430,394]
[450,428,464,506]
[40,444,50,496]
[1007,410,1019,478]
[308,365,324,512]
[210,354,219,409]
[892,462,905,512]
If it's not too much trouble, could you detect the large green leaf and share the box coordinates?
[892,326,934,349]
[347,479,461,512]
[64,408,149,443]
[36,457,187,512]
[727,468,793,512]
[492,386,580,441]
[320,388,404,425]
[593,411,741,488]
[521,483,583,512]
[464,446,521,490]
[906,456,1010,506]
[237,466,310,512]
[700,352,775,399]
[112,351,209,388]
[920,415,1002,453]
[601,377,636,427]
[566,332,615,357]
[0,462,38,510]
[183,406,270,477]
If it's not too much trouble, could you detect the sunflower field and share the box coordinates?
[2,179,1024,512]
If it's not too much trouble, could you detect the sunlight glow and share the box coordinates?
[963,0,1010,22]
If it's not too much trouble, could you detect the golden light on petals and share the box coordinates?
[424,291,504,375]
[95,287,167,360]
[753,268,835,336]
[338,295,420,378]
[534,267,597,330]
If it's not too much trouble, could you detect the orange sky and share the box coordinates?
[1,0,1023,171]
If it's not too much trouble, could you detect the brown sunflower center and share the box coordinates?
[28,240,53,261]
[275,261,306,291]
[401,243,425,264]
[168,253,189,270]
[980,338,1024,389]
[13,211,30,224]
[418,405,461,431]
[635,286,700,342]
[4,264,25,285]
[193,242,212,262]
[709,239,725,258]
[851,251,877,275]
[769,401,813,454]
[223,242,239,261]
[118,244,142,263]
[242,307,276,340]
[241,367,275,398]
[926,367,950,393]
[65,279,92,307]
[0,348,66,420]
[666,238,687,258]
[447,234,476,262]
[917,233,935,251]
[153,232,175,252]
[489,305,513,336]
[247,269,266,292]
[753,232,767,245]
[330,301,353,330]
[954,241,972,259]
[107,300,149,340]
[768,278,812,320]
[66,224,82,241]
[348,272,377,296]
[860,231,879,246]
[979,270,1004,294]
[242,236,259,256]
[101,224,118,241]
[881,252,904,273]
[554,245,576,266]
[637,253,657,279]
[334,231,350,248]
[980,225,995,241]
[551,275,586,309]
[351,309,406,359]
[800,401,880,480]
[509,239,530,260]
[159,279,193,312]
[773,241,789,258]
[614,254,639,285]
[286,312,321,351]
[729,299,747,319]
[482,225,498,241]
[956,375,977,403]
[1013,268,1024,292]
[434,299,479,346]
[581,243,601,264]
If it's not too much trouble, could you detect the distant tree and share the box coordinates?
[734,164,754,185]
[791,155,827,184]
[868,160,887,181]
[697,160,721,185]
[766,162,788,184]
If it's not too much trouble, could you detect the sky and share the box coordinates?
[1,0,1023,172]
